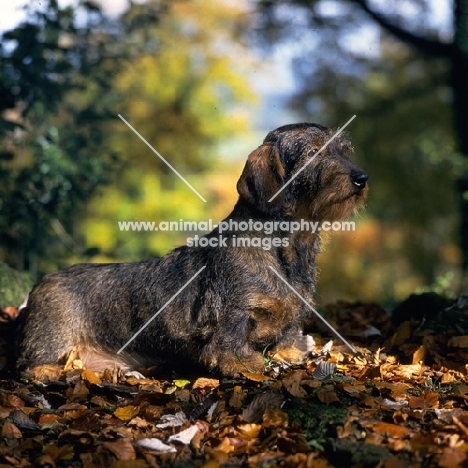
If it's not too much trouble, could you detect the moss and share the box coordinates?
[284,399,348,449]
[0,262,32,307]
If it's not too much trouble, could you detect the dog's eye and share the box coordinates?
[309,148,319,155]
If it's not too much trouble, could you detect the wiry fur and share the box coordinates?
[16,123,368,377]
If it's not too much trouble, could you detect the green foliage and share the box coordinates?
[285,399,348,449]
[0,0,254,273]
[0,0,125,275]
[0,262,32,307]
[257,0,462,299]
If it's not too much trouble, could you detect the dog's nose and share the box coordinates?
[350,170,368,190]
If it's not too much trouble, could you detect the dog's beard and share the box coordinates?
[292,183,367,222]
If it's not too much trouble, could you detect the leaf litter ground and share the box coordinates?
[1,296,468,467]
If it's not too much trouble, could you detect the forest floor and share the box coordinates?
[0,295,468,468]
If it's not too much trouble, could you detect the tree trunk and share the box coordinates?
[453,0,468,287]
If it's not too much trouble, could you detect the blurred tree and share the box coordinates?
[0,0,138,275]
[83,0,256,260]
[0,0,255,275]
[257,0,468,295]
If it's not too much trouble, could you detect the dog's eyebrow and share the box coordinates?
[268,115,357,203]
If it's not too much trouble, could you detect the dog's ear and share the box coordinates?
[236,143,285,214]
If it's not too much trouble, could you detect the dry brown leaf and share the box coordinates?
[81,369,102,385]
[448,336,468,348]
[263,408,288,428]
[453,416,468,437]
[282,370,307,397]
[392,321,411,346]
[412,344,426,364]
[241,372,271,382]
[342,384,367,394]
[317,389,340,404]
[248,452,284,465]
[192,377,220,389]
[70,412,101,432]
[372,422,411,438]
[216,437,235,454]
[0,406,12,418]
[126,377,161,387]
[441,371,458,384]
[11,409,40,430]
[408,392,439,410]
[392,363,423,380]
[7,394,25,408]
[39,414,59,425]
[114,405,140,421]
[229,386,247,409]
[58,403,87,411]
[328,350,345,362]
[236,423,262,439]
[241,392,283,423]
[1,421,22,439]
[72,380,89,398]
[103,439,136,460]
[438,446,468,468]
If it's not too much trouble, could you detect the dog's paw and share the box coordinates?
[23,365,64,382]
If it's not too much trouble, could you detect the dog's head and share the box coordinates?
[236,123,368,221]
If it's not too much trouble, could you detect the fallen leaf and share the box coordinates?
[11,409,40,430]
[192,377,220,389]
[189,392,218,421]
[81,369,102,385]
[392,321,411,346]
[156,411,187,428]
[282,370,307,397]
[381,399,408,410]
[438,446,468,468]
[372,422,411,438]
[135,438,176,453]
[408,392,439,411]
[6,394,25,408]
[1,421,22,438]
[70,412,101,432]
[174,379,191,388]
[241,372,271,382]
[313,361,337,381]
[392,363,424,380]
[317,389,340,404]
[167,424,199,444]
[412,344,426,364]
[448,336,468,348]
[114,405,140,421]
[103,439,136,460]
[229,386,247,409]
[39,413,59,425]
[263,408,288,428]
[236,423,262,439]
[241,392,283,423]
[435,408,466,424]
[216,437,234,454]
